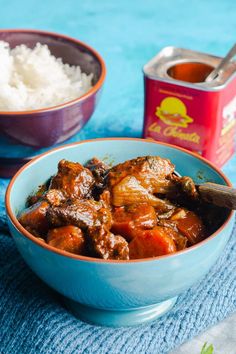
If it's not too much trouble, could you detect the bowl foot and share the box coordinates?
[64,296,178,327]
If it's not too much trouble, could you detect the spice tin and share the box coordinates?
[143,47,236,167]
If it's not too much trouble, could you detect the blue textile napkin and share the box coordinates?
[0,177,236,354]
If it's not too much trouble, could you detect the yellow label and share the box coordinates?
[155,97,193,128]
[148,123,200,144]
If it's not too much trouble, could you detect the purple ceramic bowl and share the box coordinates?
[0,29,106,147]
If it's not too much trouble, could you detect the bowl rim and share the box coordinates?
[0,28,106,115]
[5,137,234,263]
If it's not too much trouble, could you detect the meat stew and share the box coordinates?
[18,156,227,260]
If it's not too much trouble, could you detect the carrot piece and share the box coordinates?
[174,211,205,245]
[47,225,85,254]
[111,203,157,241]
[129,226,177,259]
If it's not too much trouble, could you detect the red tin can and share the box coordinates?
[143,47,236,167]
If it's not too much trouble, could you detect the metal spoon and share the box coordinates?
[205,43,236,83]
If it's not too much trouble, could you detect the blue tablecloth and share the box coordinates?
[0,0,236,353]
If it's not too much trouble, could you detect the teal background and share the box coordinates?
[0,0,236,139]
[0,0,235,181]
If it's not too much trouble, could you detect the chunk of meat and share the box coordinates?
[46,199,112,230]
[85,157,109,189]
[129,226,177,259]
[108,156,175,194]
[111,203,157,241]
[45,189,66,206]
[165,174,199,205]
[88,226,129,260]
[179,176,198,199]
[50,159,95,199]
[111,175,174,212]
[47,225,85,254]
[27,187,66,208]
[18,201,49,236]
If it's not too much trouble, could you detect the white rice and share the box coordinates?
[0,41,93,111]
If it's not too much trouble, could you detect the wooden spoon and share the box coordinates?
[197,183,236,210]
[173,172,236,210]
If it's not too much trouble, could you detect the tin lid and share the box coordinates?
[143,46,236,91]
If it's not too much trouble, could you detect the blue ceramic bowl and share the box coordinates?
[6,138,234,327]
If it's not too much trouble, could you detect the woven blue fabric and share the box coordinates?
[1,0,236,352]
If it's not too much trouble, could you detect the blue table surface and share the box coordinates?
[0,1,236,353]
